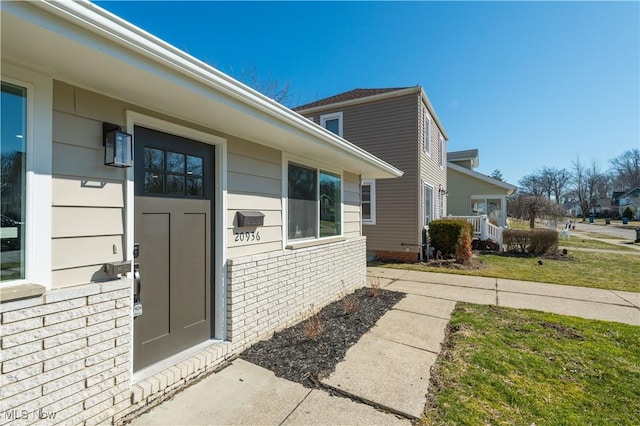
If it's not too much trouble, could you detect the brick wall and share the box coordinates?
[227,237,367,345]
[0,279,132,426]
[375,250,420,263]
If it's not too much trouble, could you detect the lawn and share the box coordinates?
[559,237,634,251]
[422,303,640,425]
[379,251,640,292]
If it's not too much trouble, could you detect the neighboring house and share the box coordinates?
[294,87,448,262]
[617,187,640,219]
[611,191,626,217]
[0,2,401,425]
[447,149,516,227]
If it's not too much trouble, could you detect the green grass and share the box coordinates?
[379,251,640,292]
[422,303,640,426]
[559,237,634,251]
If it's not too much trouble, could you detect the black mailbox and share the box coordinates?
[236,211,264,227]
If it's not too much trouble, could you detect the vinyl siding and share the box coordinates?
[343,172,361,238]
[306,94,420,252]
[419,101,448,223]
[447,167,511,216]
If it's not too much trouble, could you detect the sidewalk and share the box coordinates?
[130,269,639,425]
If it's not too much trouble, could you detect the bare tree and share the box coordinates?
[539,167,555,200]
[552,168,571,204]
[572,157,606,219]
[235,66,296,107]
[509,194,566,229]
[610,149,640,189]
[518,173,544,196]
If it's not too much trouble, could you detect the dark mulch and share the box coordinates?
[240,287,405,388]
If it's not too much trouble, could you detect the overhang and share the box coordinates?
[1,0,402,180]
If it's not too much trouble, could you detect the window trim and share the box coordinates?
[423,109,432,157]
[422,182,434,229]
[438,135,445,169]
[361,179,376,225]
[282,154,344,246]
[1,65,53,289]
[320,111,343,137]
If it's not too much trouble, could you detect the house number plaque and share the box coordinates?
[234,231,261,243]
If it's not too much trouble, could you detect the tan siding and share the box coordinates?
[52,265,112,288]
[52,177,124,208]
[343,171,361,238]
[52,207,123,238]
[53,142,126,181]
[304,94,419,252]
[53,111,102,150]
[52,235,124,270]
[419,101,448,223]
[226,138,283,257]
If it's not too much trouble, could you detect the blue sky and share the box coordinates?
[96,1,639,186]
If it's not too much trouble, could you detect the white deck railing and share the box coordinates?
[444,215,503,251]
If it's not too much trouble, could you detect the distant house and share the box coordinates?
[617,187,640,219]
[0,2,401,424]
[447,149,516,227]
[295,87,448,262]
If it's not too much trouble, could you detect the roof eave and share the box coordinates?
[447,162,517,194]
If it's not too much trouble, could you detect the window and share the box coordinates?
[423,183,433,228]
[288,162,342,241]
[438,136,444,168]
[320,112,343,137]
[1,82,27,281]
[143,147,204,197]
[1,66,52,288]
[361,179,376,225]
[424,110,432,156]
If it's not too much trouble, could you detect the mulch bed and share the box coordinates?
[240,287,405,388]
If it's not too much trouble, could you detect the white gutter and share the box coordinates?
[33,0,402,178]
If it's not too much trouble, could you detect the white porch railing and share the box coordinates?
[445,215,503,251]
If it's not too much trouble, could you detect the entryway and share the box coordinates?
[133,125,215,371]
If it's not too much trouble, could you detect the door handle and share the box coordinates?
[134,263,141,302]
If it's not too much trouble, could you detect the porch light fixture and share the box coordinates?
[103,123,133,168]
[438,184,449,196]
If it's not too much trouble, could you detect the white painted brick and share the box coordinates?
[0,296,44,314]
[86,305,127,326]
[114,352,130,367]
[2,362,42,384]
[43,300,113,326]
[86,324,120,346]
[115,370,130,385]
[85,340,127,367]
[115,297,131,309]
[38,379,85,411]
[130,385,144,404]
[1,299,85,324]
[83,378,115,409]
[68,397,113,425]
[44,283,100,304]
[0,385,42,412]
[1,317,85,349]
[0,340,42,362]
[42,325,89,350]
[87,288,130,305]
[100,278,131,293]
[43,358,113,395]
[0,317,43,337]
[115,314,131,327]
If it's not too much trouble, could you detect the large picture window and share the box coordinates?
[288,162,342,241]
[1,82,27,282]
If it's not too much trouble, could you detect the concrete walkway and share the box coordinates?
[131,269,639,425]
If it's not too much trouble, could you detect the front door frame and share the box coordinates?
[125,111,228,345]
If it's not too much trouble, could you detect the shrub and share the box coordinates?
[529,229,558,254]
[430,220,473,256]
[623,207,634,220]
[302,306,323,340]
[503,228,558,254]
[455,229,473,265]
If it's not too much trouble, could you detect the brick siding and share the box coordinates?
[227,237,367,346]
[0,280,132,426]
[375,250,420,263]
[0,237,367,425]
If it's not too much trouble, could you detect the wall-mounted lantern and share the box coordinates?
[438,184,449,196]
[103,123,133,168]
